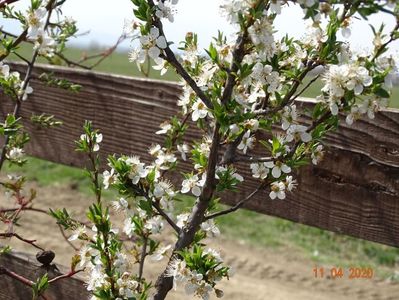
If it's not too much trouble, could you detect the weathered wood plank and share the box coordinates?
[1,62,399,247]
[0,250,88,299]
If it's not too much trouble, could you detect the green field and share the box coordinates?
[4,44,399,279]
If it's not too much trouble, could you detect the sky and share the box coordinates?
[1,0,399,55]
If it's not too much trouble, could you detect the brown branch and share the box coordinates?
[0,0,20,9]
[0,232,45,251]
[153,124,221,300]
[47,269,84,284]
[0,206,48,214]
[58,224,78,251]
[137,236,148,291]
[205,183,266,220]
[0,265,34,286]
[292,74,320,101]
[152,200,180,234]
[147,0,213,110]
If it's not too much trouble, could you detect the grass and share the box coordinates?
[4,46,399,279]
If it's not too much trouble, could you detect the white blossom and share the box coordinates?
[123,217,136,238]
[153,58,169,76]
[80,133,103,152]
[150,244,172,261]
[26,7,47,39]
[285,175,297,192]
[237,130,255,154]
[286,125,312,143]
[192,100,209,121]
[201,219,220,237]
[250,162,269,179]
[68,226,86,241]
[311,145,324,165]
[156,121,172,135]
[0,62,10,78]
[114,252,129,273]
[86,263,108,291]
[7,147,24,161]
[176,213,190,229]
[177,143,190,161]
[103,169,116,189]
[281,105,298,130]
[181,174,202,197]
[139,27,167,60]
[269,181,286,200]
[264,161,291,178]
[116,272,139,298]
[111,198,129,213]
[144,215,164,234]
[126,156,148,184]
[155,0,177,22]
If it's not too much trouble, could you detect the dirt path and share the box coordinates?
[2,183,398,300]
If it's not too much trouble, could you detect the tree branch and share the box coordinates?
[0,232,45,251]
[147,0,213,110]
[205,183,266,220]
[152,200,180,234]
[0,265,34,286]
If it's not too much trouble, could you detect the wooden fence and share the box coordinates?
[0,251,89,299]
[1,62,399,299]
[1,62,398,248]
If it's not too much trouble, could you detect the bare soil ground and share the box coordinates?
[2,183,399,300]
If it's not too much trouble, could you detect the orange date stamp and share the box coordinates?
[313,267,374,279]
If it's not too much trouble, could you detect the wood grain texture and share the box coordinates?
[0,250,89,299]
[1,62,399,248]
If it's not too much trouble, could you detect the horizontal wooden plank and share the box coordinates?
[0,250,88,299]
[1,62,399,247]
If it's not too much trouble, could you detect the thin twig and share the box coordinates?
[151,200,180,234]
[0,206,48,214]
[58,224,78,251]
[0,232,45,251]
[47,269,84,284]
[292,74,320,101]
[138,236,148,290]
[205,183,266,220]
[147,0,213,109]
[0,265,34,286]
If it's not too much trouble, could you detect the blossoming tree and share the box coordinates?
[0,0,398,299]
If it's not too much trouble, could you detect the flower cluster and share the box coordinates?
[25,6,55,56]
[167,245,230,300]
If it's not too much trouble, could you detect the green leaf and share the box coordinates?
[374,87,390,98]
[32,274,49,299]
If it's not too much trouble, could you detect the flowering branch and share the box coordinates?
[146,0,214,110]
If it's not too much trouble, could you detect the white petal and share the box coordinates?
[156,36,167,49]
[192,186,201,197]
[281,164,291,174]
[272,167,281,178]
[148,47,161,59]
[300,132,312,143]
